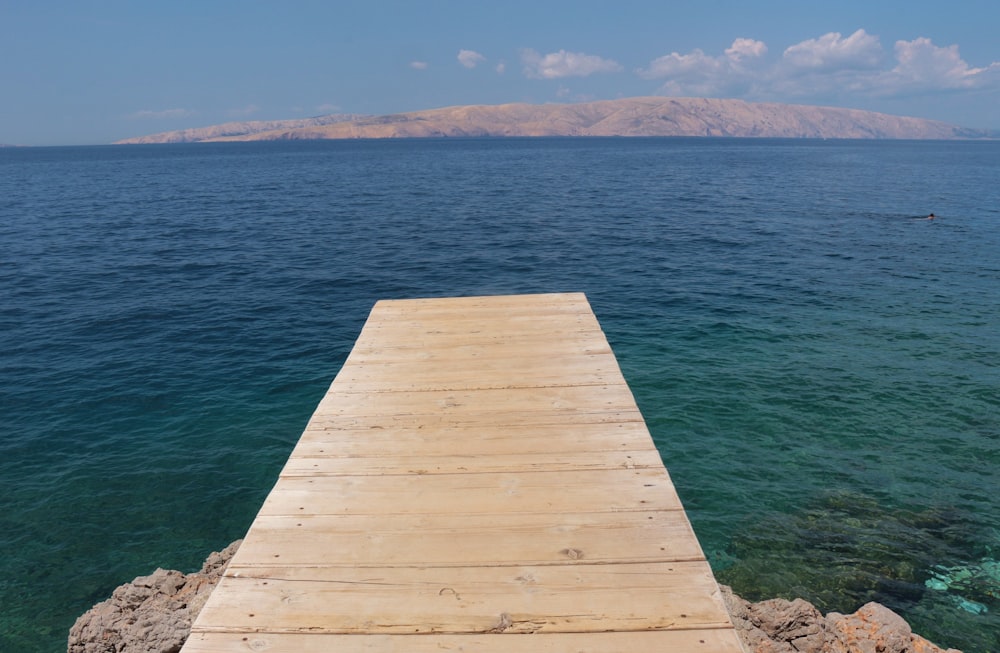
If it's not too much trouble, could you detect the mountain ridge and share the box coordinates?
[115,97,989,143]
[115,114,367,144]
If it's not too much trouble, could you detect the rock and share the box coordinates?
[722,586,798,653]
[825,603,962,653]
[720,585,961,653]
[722,585,827,653]
[751,597,827,652]
[67,540,241,653]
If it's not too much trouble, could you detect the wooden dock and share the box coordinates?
[182,293,744,652]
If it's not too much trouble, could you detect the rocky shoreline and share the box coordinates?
[68,540,960,653]
[68,541,242,653]
[720,586,960,653]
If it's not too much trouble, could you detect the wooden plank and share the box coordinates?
[328,357,624,391]
[364,292,595,317]
[291,421,659,457]
[345,338,613,356]
[230,510,706,568]
[304,415,648,437]
[258,468,684,516]
[353,311,603,336]
[184,629,743,653]
[181,293,742,652]
[279,448,664,477]
[305,409,647,432]
[370,291,591,308]
[352,314,599,338]
[313,388,642,420]
[197,563,731,635]
[339,361,617,383]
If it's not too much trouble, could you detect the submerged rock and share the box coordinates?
[67,540,240,653]
[715,491,997,651]
[717,491,980,614]
[925,557,1000,614]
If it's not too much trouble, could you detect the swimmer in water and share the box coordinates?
[927,213,936,220]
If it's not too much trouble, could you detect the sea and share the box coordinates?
[1,138,997,653]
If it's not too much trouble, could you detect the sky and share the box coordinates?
[2,0,999,145]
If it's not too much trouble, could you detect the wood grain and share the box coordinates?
[181,292,742,651]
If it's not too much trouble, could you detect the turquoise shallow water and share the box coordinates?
[1,139,998,652]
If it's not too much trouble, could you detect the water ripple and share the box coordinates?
[1,139,998,652]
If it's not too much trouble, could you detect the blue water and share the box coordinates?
[1,138,997,652]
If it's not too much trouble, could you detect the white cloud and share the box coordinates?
[496,61,506,74]
[637,37,767,96]
[886,37,1000,92]
[316,103,341,113]
[638,48,723,80]
[129,108,194,120]
[458,49,485,69]
[521,49,622,79]
[726,38,768,62]
[639,30,1000,103]
[782,29,882,71]
[409,60,428,70]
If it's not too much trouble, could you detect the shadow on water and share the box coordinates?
[715,490,1000,652]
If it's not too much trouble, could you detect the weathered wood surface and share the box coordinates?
[182,292,743,652]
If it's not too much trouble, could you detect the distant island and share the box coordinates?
[115,97,992,144]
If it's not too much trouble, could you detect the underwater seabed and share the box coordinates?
[713,491,1000,652]
[926,554,1000,615]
